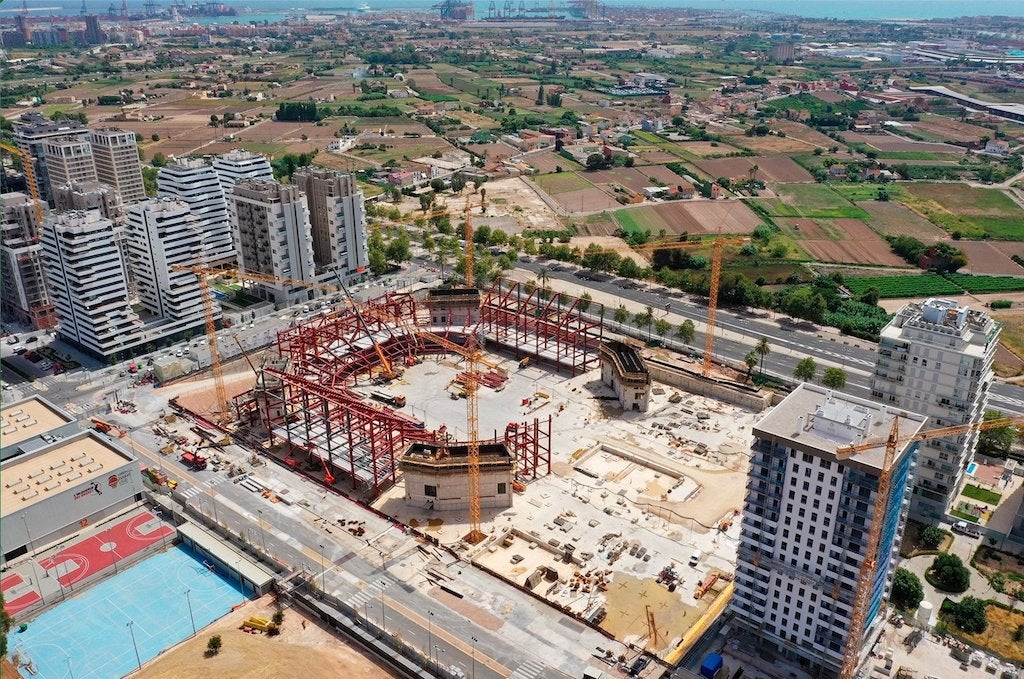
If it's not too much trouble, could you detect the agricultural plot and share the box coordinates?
[911,114,997,144]
[772,120,841,149]
[695,156,813,183]
[676,141,742,157]
[777,218,905,266]
[724,134,817,154]
[758,184,870,220]
[587,168,660,193]
[945,274,1024,294]
[857,201,947,242]
[954,242,1024,276]
[845,274,963,299]
[844,132,965,155]
[901,183,1024,240]
[522,151,581,174]
[613,200,762,237]
[531,172,595,195]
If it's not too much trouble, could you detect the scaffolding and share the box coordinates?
[502,415,552,480]
[480,278,604,377]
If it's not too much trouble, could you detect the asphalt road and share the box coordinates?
[517,260,1024,416]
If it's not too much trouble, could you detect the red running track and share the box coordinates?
[38,511,175,588]
[1,573,41,617]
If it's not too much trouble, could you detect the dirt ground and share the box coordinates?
[858,200,948,242]
[133,594,395,679]
[695,156,813,183]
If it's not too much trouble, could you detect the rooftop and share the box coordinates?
[0,397,75,448]
[400,441,513,471]
[0,432,136,515]
[753,383,927,472]
[601,340,648,377]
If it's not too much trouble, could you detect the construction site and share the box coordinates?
[141,262,759,662]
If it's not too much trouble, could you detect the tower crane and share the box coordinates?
[834,413,1024,679]
[170,264,343,422]
[558,235,748,376]
[0,142,44,226]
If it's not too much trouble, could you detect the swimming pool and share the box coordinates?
[11,544,244,679]
[967,462,978,475]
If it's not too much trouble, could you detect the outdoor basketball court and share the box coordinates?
[38,510,175,588]
[9,544,243,679]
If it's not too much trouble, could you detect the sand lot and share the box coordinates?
[133,594,395,679]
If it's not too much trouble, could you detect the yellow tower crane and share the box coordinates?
[835,414,1024,679]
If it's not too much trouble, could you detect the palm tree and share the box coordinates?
[744,350,758,382]
[754,338,770,377]
[538,267,550,291]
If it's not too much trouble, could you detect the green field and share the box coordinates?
[613,209,648,236]
[531,172,594,195]
[945,275,1024,294]
[757,184,870,220]
[845,274,963,299]
[901,183,1024,240]
[826,183,906,202]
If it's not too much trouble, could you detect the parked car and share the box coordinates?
[25,336,38,344]
[952,520,981,537]
[13,347,26,355]
[39,361,52,370]
[6,336,18,345]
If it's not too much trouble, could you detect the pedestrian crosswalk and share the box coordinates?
[346,575,395,608]
[181,473,227,499]
[508,657,547,679]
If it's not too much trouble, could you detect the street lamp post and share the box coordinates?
[471,636,478,679]
[127,620,141,670]
[434,645,444,676]
[184,589,196,637]
[257,510,267,554]
[427,611,433,666]
[318,544,326,593]
[379,581,387,634]
[63,651,74,679]
[107,526,118,574]
[235,559,243,596]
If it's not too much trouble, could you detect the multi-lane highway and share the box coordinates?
[517,260,1024,416]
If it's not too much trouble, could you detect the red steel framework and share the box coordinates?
[234,287,563,498]
[480,278,604,376]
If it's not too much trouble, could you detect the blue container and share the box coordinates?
[700,652,725,679]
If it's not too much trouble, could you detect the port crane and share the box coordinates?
[834,413,1024,679]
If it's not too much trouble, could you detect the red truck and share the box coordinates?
[180,451,208,471]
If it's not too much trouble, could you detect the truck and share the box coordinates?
[370,390,406,408]
[180,451,208,471]
[952,520,982,538]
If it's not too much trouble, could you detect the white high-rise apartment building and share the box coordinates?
[42,138,97,194]
[12,111,89,205]
[292,167,370,282]
[212,150,273,195]
[125,199,208,330]
[89,127,146,204]
[732,383,926,678]
[229,179,315,306]
[41,210,140,357]
[157,158,233,265]
[871,298,1000,522]
[53,180,125,225]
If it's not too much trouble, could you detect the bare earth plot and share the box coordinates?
[556,187,621,212]
[640,165,691,186]
[772,120,840,148]
[617,200,762,236]
[779,217,905,266]
[696,156,813,183]
[845,132,965,155]
[521,151,580,174]
[135,594,395,679]
[724,134,817,154]
[858,201,947,242]
[955,241,1024,275]
[911,114,993,144]
[637,149,681,163]
[676,141,742,157]
[587,167,661,193]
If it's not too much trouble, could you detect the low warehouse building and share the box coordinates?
[400,440,513,511]
[1,429,142,564]
[599,340,651,412]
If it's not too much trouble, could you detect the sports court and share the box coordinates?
[1,574,41,617]
[9,544,244,679]
[38,510,175,587]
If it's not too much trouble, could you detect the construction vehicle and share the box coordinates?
[834,413,1024,679]
[179,450,208,471]
[90,417,125,437]
[370,390,407,408]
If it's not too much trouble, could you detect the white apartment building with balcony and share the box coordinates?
[12,111,90,205]
[41,210,140,357]
[1,192,56,329]
[212,149,273,195]
[870,298,1000,522]
[125,199,208,334]
[732,384,926,678]
[228,179,315,306]
[157,158,234,266]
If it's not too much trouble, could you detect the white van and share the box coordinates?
[688,549,702,567]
